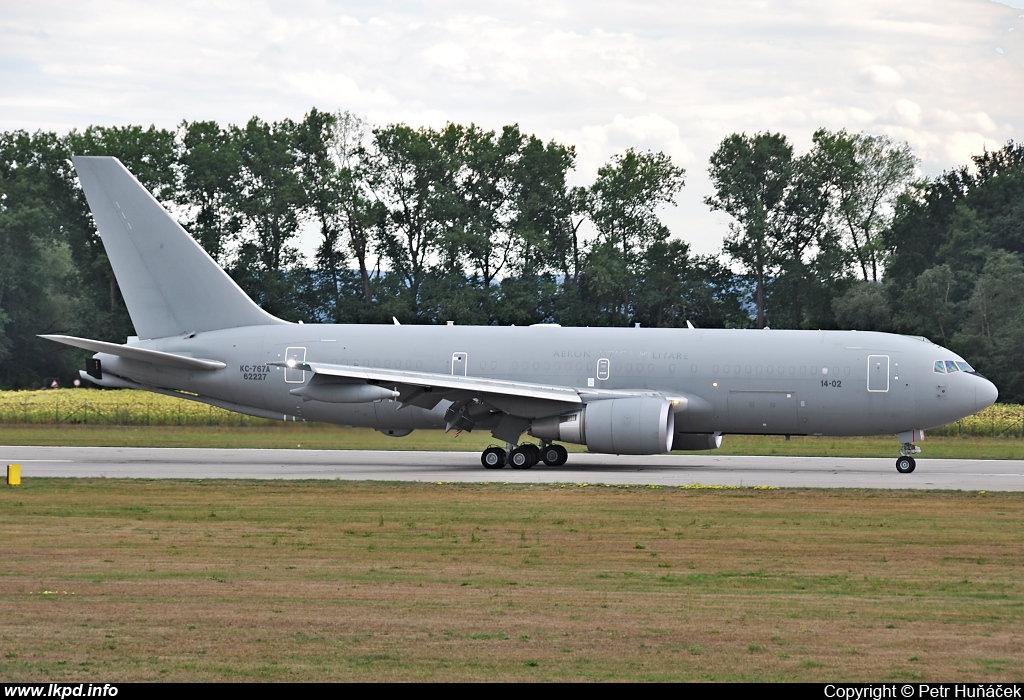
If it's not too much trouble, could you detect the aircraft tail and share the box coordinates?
[72,156,287,339]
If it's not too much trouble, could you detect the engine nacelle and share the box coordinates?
[530,397,675,455]
[672,433,723,451]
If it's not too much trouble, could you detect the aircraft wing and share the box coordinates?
[279,360,695,425]
[285,360,582,411]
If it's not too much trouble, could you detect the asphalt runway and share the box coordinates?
[2,445,1023,490]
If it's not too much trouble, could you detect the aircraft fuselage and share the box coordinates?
[94,323,996,440]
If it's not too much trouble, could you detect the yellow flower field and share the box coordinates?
[0,389,275,426]
[0,388,1020,436]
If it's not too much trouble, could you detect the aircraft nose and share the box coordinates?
[976,377,998,411]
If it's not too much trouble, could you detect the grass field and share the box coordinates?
[0,480,1021,681]
[2,423,1024,459]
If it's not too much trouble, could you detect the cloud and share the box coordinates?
[2,0,1021,255]
[860,65,904,87]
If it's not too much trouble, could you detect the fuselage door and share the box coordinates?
[597,358,610,381]
[285,346,307,384]
[867,355,889,393]
[452,352,468,376]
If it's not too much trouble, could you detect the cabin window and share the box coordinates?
[944,361,959,373]
[956,361,973,372]
[934,361,945,373]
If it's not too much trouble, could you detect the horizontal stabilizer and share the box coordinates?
[41,334,225,371]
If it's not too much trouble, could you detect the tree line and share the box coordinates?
[1,110,1022,400]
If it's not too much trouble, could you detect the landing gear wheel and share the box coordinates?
[542,444,569,466]
[524,444,541,463]
[509,446,535,469]
[481,447,506,469]
[895,456,916,474]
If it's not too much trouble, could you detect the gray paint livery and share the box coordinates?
[44,157,998,473]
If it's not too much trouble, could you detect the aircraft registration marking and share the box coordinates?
[240,364,271,381]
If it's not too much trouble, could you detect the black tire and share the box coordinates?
[481,447,506,469]
[509,446,534,469]
[525,444,541,463]
[542,444,568,467]
[895,456,916,474]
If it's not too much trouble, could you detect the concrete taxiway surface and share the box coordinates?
[2,445,1022,490]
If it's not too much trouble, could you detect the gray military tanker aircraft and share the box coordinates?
[42,157,998,474]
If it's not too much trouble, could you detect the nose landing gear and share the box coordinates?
[896,430,923,473]
[896,455,916,474]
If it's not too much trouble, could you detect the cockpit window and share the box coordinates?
[935,359,976,374]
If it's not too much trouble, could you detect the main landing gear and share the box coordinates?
[479,442,568,469]
[895,430,923,474]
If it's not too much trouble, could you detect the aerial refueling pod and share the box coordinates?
[290,382,399,403]
[529,397,675,455]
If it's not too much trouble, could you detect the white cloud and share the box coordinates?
[860,65,904,87]
[618,86,647,102]
[1,0,1021,256]
[893,99,922,126]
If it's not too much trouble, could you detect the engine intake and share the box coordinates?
[530,397,675,455]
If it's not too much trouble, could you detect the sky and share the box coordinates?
[1,0,1022,258]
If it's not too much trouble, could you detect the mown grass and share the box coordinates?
[1,423,1023,459]
[0,480,1021,681]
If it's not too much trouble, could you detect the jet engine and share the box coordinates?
[529,397,675,455]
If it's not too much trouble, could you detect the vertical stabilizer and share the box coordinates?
[72,156,287,339]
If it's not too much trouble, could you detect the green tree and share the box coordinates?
[0,130,89,386]
[178,119,240,264]
[585,148,686,324]
[368,124,457,320]
[830,131,917,281]
[228,117,307,318]
[706,132,793,327]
